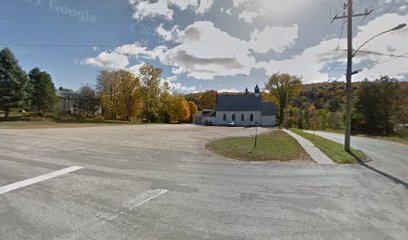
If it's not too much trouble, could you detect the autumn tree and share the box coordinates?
[29,67,57,114]
[170,94,190,123]
[158,82,173,123]
[188,101,198,122]
[117,71,142,121]
[139,64,162,122]
[265,73,302,126]
[96,70,121,119]
[0,48,32,117]
[198,90,217,110]
[77,85,99,117]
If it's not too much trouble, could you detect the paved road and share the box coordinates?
[305,131,408,184]
[0,125,407,240]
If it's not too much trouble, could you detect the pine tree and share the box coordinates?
[29,67,57,114]
[0,48,32,118]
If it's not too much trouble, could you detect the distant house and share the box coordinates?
[194,85,276,127]
[55,90,101,116]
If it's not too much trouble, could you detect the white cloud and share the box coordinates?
[163,76,196,92]
[82,52,129,69]
[129,0,173,21]
[164,21,256,79]
[128,62,146,76]
[114,43,168,62]
[196,0,214,14]
[128,0,214,21]
[217,88,240,93]
[84,20,300,80]
[156,24,179,41]
[249,25,298,53]
[352,13,408,81]
[232,0,311,18]
[238,10,259,23]
[257,13,408,83]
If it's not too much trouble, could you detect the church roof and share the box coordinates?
[261,103,276,116]
[215,94,275,115]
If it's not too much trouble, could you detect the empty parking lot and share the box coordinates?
[0,125,407,239]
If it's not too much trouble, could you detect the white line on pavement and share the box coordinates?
[128,189,168,209]
[0,166,83,195]
[97,189,168,222]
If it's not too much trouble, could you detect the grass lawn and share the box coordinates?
[307,127,408,146]
[290,128,367,164]
[205,130,310,161]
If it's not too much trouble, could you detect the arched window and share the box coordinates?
[232,114,235,121]
[223,114,226,121]
[250,114,254,121]
[241,114,244,121]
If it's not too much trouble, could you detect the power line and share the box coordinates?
[326,20,347,81]
[0,43,117,48]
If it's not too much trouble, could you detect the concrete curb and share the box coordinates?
[283,129,335,165]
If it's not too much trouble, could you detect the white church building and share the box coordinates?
[193,85,276,127]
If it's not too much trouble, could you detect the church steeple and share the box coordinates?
[254,84,260,97]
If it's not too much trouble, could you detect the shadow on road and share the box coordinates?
[350,152,408,189]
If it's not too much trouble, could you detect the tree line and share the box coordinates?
[263,73,407,137]
[96,65,197,123]
[0,48,58,117]
[0,48,197,123]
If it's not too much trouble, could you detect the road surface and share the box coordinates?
[0,125,407,240]
[305,131,408,184]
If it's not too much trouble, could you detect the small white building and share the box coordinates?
[194,85,276,127]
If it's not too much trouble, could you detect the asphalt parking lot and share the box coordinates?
[0,125,407,240]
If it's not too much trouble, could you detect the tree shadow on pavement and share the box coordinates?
[350,152,408,189]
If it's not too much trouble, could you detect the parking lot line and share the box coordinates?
[128,189,168,209]
[0,166,82,195]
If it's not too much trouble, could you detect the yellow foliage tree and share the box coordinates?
[170,94,190,123]
[188,101,198,122]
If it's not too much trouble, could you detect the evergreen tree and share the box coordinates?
[0,48,32,118]
[29,67,57,114]
[355,77,400,135]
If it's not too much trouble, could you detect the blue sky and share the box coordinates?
[1,0,407,93]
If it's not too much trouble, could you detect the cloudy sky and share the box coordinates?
[1,0,407,92]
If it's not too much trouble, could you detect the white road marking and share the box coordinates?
[0,166,82,195]
[127,189,168,209]
[97,189,168,222]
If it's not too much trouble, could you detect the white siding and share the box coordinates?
[261,116,276,127]
[215,111,262,126]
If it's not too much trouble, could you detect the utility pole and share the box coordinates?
[283,90,288,129]
[333,0,371,152]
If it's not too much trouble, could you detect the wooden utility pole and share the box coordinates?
[333,0,371,152]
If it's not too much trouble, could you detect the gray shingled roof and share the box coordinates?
[215,94,276,116]
[215,95,262,111]
[261,103,276,116]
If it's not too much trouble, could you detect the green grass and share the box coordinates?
[206,130,309,161]
[290,128,367,164]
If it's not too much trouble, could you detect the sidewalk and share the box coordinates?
[283,129,335,165]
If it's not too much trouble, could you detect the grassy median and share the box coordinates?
[206,130,310,161]
[290,128,367,164]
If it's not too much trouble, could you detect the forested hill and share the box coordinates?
[293,81,408,110]
[186,81,408,112]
